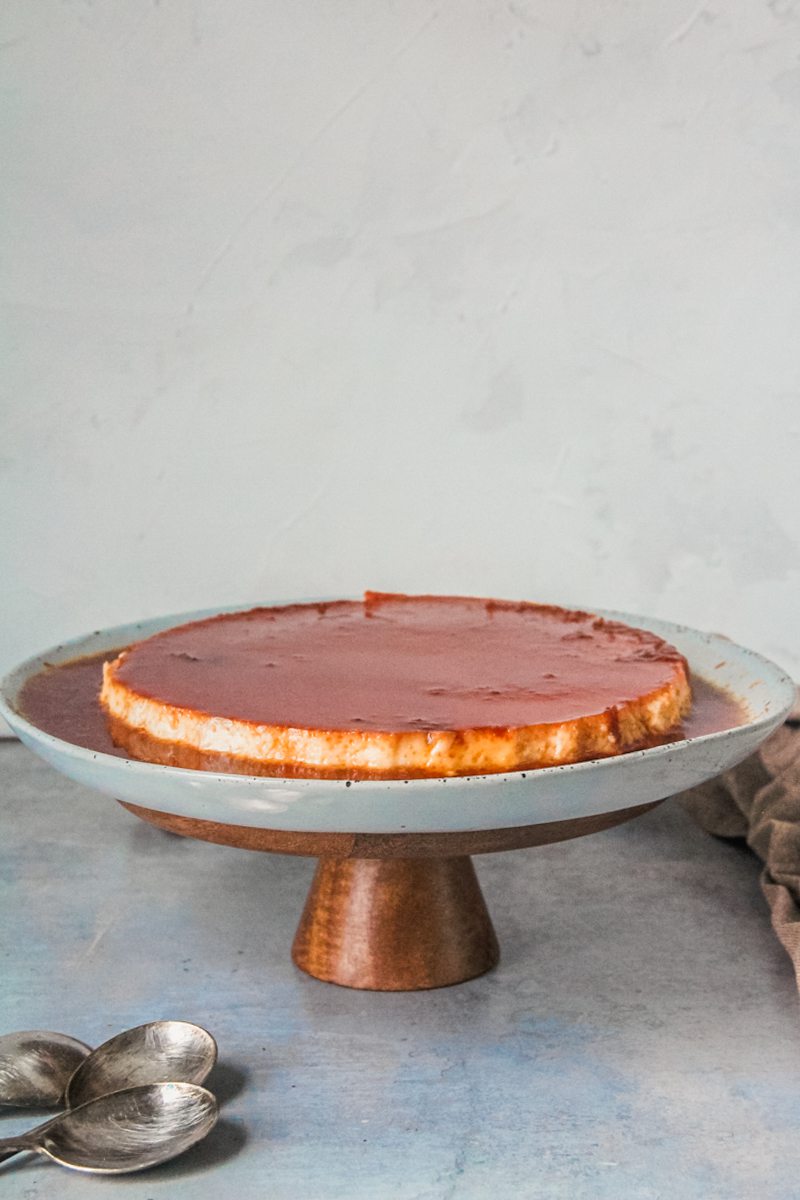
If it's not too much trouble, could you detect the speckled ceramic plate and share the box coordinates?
[0,604,794,834]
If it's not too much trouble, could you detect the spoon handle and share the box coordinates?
[0,1136,37,1164]
[0,1114,58,1164]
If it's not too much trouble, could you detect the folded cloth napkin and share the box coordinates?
[679,696,800,988]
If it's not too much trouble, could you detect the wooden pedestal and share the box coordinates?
[120,799,660,991]
[292,856,498,990]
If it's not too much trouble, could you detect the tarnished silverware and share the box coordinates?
[0,1032,92,1109]
[0,1082,218,1173]
[65,1020,217,1108]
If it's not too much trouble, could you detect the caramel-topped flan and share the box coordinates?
[99,593,691,779]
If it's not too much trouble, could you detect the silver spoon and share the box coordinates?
[0,1082,218,1173]
[65,1020,217,1109]
[0,1032,92,1109]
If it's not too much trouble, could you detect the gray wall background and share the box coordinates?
[3,1,799,730]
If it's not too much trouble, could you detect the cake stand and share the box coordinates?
[2,606,794,991]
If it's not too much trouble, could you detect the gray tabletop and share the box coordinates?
[2,740,799,1199]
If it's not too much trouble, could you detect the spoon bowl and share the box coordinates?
[65,1020,217,1109]
[0,1032,92,1109]
[0,1082,218,1173]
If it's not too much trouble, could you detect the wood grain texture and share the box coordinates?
[291,856,499,991]
[117,800,662,858]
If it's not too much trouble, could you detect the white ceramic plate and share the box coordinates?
[1,604,794,834]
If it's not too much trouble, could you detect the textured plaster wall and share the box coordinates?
[3,0,799,724]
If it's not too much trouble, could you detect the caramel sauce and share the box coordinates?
[20,650,124,758]
[109,596,690,732]
[16,612,747,770]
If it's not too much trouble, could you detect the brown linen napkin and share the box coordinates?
[679,698,800,987]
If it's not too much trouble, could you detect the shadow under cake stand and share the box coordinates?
[2,605,794,992]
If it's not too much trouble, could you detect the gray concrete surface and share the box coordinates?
[2,741,798,1198]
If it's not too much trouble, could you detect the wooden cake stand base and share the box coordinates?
[120,798,661,991]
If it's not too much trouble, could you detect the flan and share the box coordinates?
[99,593,692,779]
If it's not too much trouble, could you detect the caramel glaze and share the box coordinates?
[110,596,687,732]
[18,654,746,781]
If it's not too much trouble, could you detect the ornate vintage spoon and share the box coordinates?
[0,1032,92,1108]
[0,1082,218,1173]
[64,1020,217,1108]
